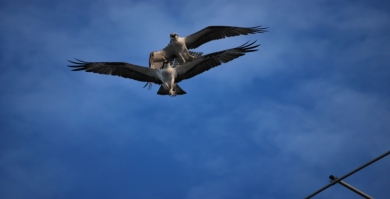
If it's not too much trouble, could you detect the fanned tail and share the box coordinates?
[157,84,187,96]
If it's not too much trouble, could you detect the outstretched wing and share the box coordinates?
[68,59,161,84]
[184,26,267,49]
[175,41,259,82]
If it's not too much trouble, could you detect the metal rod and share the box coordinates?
[304,150,390,199]
[329,175,373,199]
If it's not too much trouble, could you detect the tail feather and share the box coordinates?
[174,84,187,95]
[157,86,169,95]
[157,84,187,96]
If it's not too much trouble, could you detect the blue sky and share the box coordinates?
[1,0,390,198]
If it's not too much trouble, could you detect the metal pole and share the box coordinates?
[304,150,390,199]
[329,175,373,199]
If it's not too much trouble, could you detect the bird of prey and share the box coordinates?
[145,25,268,89]
[68,41,259,96]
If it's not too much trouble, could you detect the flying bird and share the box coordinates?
[158,25,267,64]
[145,25,268,89]
[68,41,259,96]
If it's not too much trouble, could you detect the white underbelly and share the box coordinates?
[159,69,175,89]
[169,42,186,55]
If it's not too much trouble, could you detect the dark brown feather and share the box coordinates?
[176,41,259,82]
[68,59,161,84]
[185,26,267,49]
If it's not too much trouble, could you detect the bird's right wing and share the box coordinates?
[68,59,161,84]
[175,41,259,82]
[184,26,267,49]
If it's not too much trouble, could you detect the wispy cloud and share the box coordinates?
[1,1,389,199]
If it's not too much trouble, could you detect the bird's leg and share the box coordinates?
[169,80,176,96]
[177,54,186,64]
[185,50,196,61]
[188,53,196,60]
[164,82,170,89]
[164,83,175,96]
[169,89,176,96]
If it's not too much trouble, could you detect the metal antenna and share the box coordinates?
[329,175,373,199]
[305,150,390,199]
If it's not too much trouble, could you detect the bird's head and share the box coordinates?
[170,33,178,41]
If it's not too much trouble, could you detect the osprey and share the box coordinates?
[146,25,268,88]
[68,41,259,96]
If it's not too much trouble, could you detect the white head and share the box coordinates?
[170,33,178,42]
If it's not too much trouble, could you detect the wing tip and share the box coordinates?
[238,40,260,52]
[67,58,88,71]
[251,25,269,33]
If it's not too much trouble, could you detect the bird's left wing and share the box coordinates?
[68,59,161,83]
[184,26,267,49]
[149,51,165,70]
[175,41,259,82]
